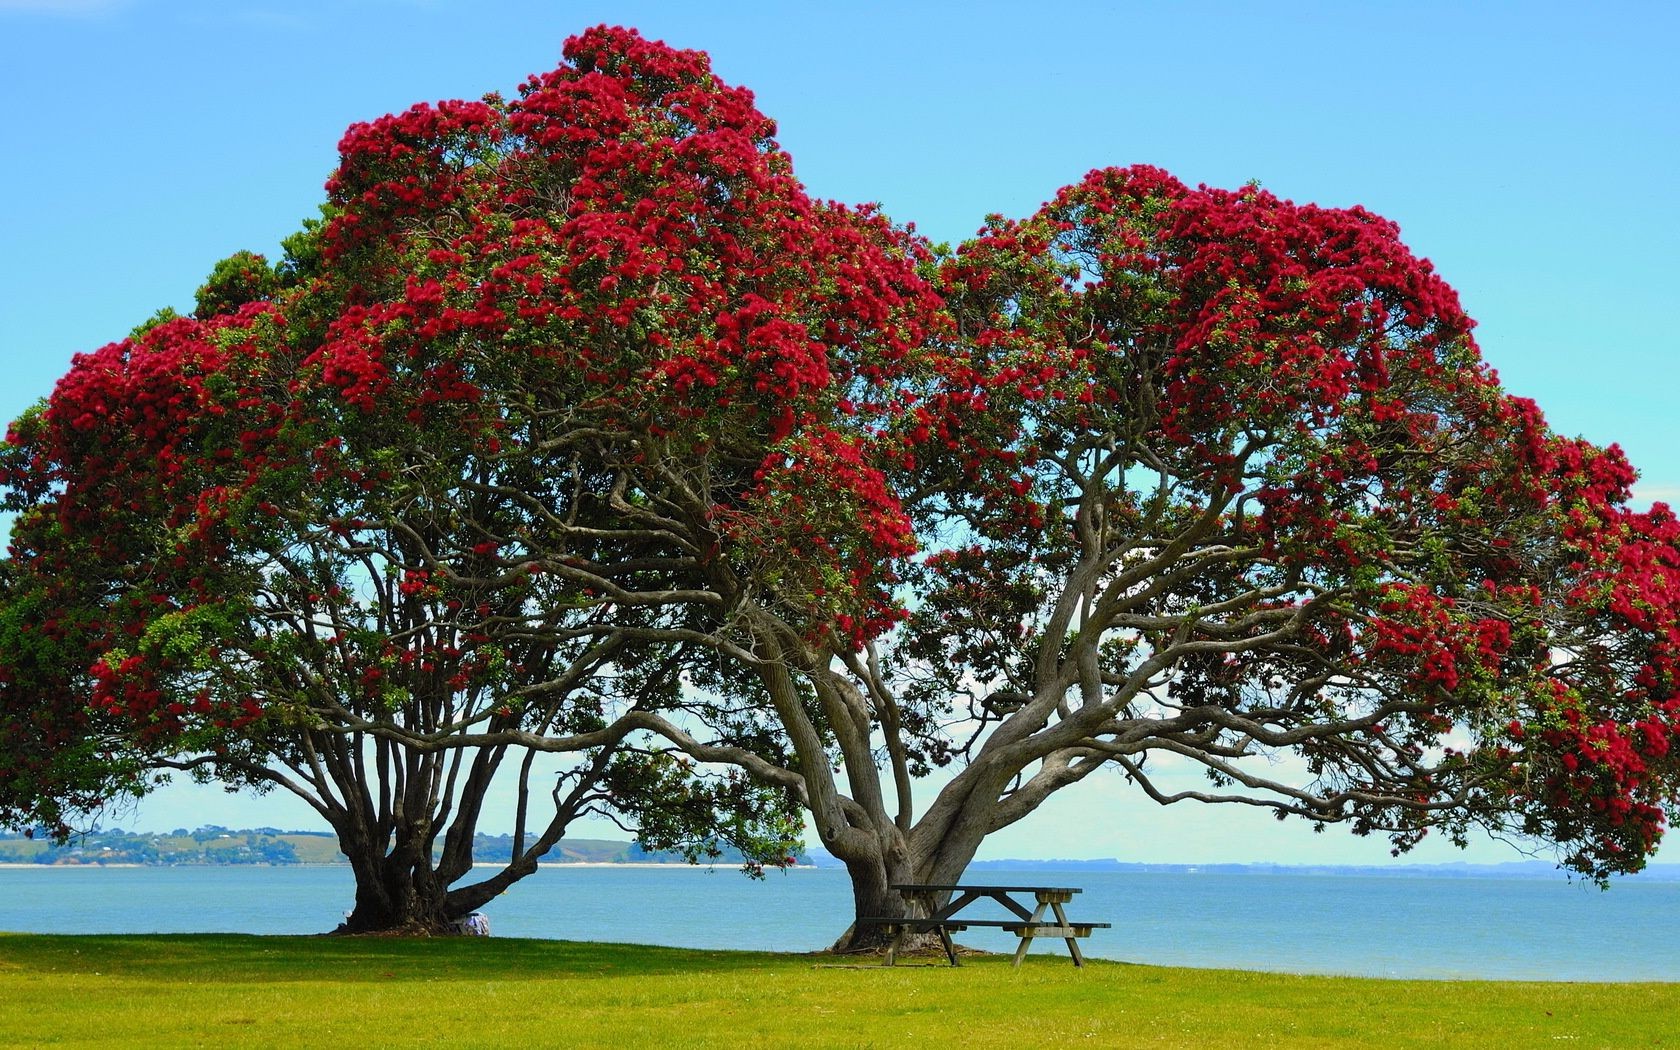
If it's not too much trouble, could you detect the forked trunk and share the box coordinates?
[826,807,994,955]
[336,846,459,934]
[829,854,914,952]
[826,836,980,955]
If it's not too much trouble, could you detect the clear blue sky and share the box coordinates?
[2,0,1677,865]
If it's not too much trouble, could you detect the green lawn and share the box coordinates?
[0,934,1672,1048]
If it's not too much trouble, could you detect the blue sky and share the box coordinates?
[3,0,1677,866]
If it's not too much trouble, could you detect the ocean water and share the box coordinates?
[0,863,1674,982]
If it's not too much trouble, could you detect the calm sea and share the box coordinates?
[1,864,1673,982]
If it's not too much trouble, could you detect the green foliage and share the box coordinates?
[129,307,182,338]
[193,250,278,318]
[605,752,804,876]
[276,210,332,285]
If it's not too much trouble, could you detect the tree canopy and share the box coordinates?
[4,25,1679,942]
[0,24,907,930]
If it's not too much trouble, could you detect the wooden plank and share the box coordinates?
[900,887,1036,923]
[1002,926,1093,939]
[1010,899,1051,968]
[910,919,1025,928]
[892,883,1082,895]
[928,889,986,922]
[981,891,1037,922]
[937,924,960,967]
[1052,900,1086,968]
[996,920,1110,930]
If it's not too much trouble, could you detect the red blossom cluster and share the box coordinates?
[723,428,917,647]
[1363,585,1514,694]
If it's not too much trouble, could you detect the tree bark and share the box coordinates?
[821,813,992,954]
[829,850,906,952]
[336,848,457,934]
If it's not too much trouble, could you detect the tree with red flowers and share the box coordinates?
[610,165,1680,950]
[0,25,937,932]
[7,27,1680,951]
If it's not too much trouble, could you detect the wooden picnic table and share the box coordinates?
[863,883,1109,967]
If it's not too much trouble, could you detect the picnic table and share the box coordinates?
[862,883,1110,967]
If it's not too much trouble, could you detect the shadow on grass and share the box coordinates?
[0,933,800,983]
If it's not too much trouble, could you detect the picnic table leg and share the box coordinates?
[936,924,960,967]
[1011,900,1050,967]
[884,924,905,966]
[1050,901,1086,968]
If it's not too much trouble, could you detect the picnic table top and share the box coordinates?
[891,882,1082,894]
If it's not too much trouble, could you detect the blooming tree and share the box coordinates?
[634,166,1680,948]
[0,25,935,931]
[6,28,1678,949]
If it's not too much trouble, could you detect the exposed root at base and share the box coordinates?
[812,942,995,960]
[324,920,464,938]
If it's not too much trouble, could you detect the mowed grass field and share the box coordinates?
[0,934,1673,1049]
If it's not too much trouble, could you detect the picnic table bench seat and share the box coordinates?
[860,917,1111,933]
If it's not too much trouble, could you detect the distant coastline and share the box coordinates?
[0,827,802,869]
[4,827,1679,880]
[0,860,822,871]
[963,858,1680,882]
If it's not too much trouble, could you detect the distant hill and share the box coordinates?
[800,847,1680,882]
[0,828,321,866]
[467,834,790,867]
[0,828,804,868]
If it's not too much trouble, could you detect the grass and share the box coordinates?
[0,934,1674,1049]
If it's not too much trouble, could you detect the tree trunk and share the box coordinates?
[830,852,911,952]
[327,795,590,934]
[824,801,996,954]
[336,846,459,934]
[328,805,485,935]
[824,823,977,955]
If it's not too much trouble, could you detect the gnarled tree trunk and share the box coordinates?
[337,845,454,933]
[290,725,615,935]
